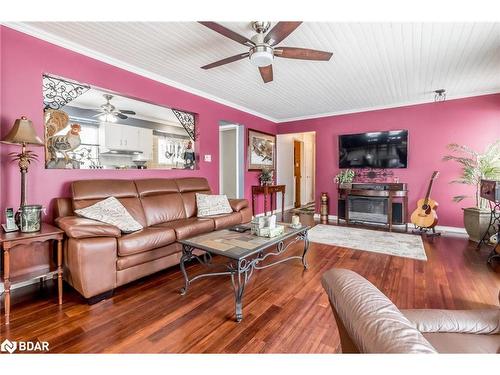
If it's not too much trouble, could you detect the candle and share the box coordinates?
[292,215,300,227]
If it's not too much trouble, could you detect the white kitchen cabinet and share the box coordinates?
[136,128,153,160]
[100,123,144,152]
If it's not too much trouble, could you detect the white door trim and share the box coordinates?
[219,124,243,198]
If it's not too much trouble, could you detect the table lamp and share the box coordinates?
[1,116,44,207]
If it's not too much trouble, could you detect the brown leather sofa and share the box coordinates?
[322,268,500,353]
[54,177,252,302]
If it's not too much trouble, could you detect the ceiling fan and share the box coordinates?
[93,94,136,122]
[199,21,333,83]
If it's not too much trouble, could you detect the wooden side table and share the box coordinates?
[251,185,286,221]
[1,223,64,325]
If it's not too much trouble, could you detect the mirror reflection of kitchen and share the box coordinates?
[43,74,197,170]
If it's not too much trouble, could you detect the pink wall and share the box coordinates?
[2,26,498,228]
[278,94,500,228]
[0,26,276,219]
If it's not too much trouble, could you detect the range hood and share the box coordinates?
[100,149,143,156]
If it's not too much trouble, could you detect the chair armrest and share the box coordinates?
[228,198,249,212]
[56,216,121,239]
[321,268,437,353]
[402,309,500,335]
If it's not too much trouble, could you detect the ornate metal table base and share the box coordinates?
[179,229,309,322]
[487,247,500,265]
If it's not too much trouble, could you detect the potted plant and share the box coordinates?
[259,168,274,186]
[443,141,500,242]
[334,169,356,189]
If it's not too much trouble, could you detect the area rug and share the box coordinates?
[307,224,427,261]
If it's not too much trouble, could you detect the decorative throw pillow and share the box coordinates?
[196,193,233,217]
[74,196,143,233]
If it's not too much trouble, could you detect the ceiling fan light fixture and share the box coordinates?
[99,113,118,123]
[249,45,274,67]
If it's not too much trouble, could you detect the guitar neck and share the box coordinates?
[424,175,437,204]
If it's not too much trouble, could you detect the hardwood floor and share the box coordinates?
[1,213,499,353]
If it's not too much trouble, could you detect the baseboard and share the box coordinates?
[434,225,467,234]
[312,214,467,234]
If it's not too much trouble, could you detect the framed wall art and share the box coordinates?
[247,129,276,171]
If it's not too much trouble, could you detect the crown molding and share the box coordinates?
[275,89,500,123]
[2,22,279,123]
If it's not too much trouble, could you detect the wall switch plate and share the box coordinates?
[204,155,212,162]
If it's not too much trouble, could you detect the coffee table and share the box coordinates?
[178,223,310,322]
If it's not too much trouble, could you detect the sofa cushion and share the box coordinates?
[196,193,232,217]
[117,242,181,270]
[75,197,143,233]
[206,212,242,230]
[175,177,211,193]
[228,198,248,212]
[72,179,138,200]
[176,177,212,218]
[72,179,147,227]
[402,309,500,335]
[423,332,500,353]
[135,179,186,226]
[117,226,177,256]
[154,217,214,240]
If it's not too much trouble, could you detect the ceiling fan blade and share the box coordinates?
[201,52,250,69]
[264,22,302,45]
[274,47,333,61]
[198,22,255,47]
[114,112,128,120]
[119,110,136,115]
[259,65,273,83]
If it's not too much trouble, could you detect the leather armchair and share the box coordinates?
[322,268,500,353]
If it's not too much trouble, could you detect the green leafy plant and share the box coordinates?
[443,140,500,209]
[259,168,274,186]
[334,169,356,184]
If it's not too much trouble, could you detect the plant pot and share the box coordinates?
[462,207,492,242]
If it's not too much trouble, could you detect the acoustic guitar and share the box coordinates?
[410,171,440,229]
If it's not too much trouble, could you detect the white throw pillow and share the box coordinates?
[74,196,143,233]
[196,193,233,217]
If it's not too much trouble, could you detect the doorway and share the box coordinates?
[294,140,302,208]
[276,131,316,213]
[219,122,244,199]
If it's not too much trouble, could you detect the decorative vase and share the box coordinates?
[462,207,493,242]
[18,204,43,233]
[320,192,329,224]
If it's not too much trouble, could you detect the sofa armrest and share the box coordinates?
[321,268,437,353]
[56,216,121,239]
[402,309,500,335]
[54,197,74,219]
[228,198,249,212]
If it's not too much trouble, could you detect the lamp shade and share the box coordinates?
[1,116,44,146]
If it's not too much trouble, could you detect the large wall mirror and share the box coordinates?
[43,74,197,170]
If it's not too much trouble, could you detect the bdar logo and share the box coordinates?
[1,339,17,354]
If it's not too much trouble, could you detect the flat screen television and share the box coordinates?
[339,130,408,168]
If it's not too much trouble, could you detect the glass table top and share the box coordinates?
[178,223,309,260]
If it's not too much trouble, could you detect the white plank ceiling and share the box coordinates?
[12,22,500,121]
